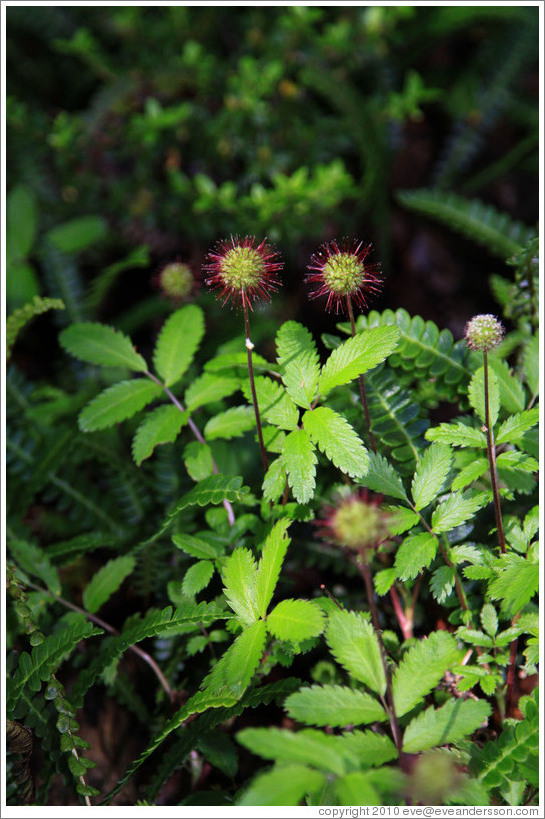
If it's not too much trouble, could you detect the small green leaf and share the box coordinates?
[172,533,224,559]
[7,185,37,261]
[394,532,437,581]
[47,215,107,253]
[430,566,456,604]
[255,520,292,617]
[83,555,135,614]
[168,474,248,518]
[281,428,317,504]
[8,538,61,597]
[326,610,386,696]
[468,366,500,428]
[285,684,386,728]
[480,603,498,638]
[153,304,205,387]
[183,441,215,481]
[523,334,539,396]
[403,698,491,753]
[318,325,400,395]
[451,458,489,491]
[182,560,214,597]
[132,405,188,465]
[204,406,255,440]
[237,727,348,776]
[242,376,299,431]
[185,373,240,411]
[358,451,408,501]
[79,379,162,432]
[202,619,267,698]
[7,296,65,359]
[267,599,325,642]
[335,772,380,806]
[392,630,460,717]
[276,321,320,408]
[431,490,487,534]
[237,763,325,807]
[411,442,453,510]
[222,548,259,626]
[303,406,369,478]
[495,409,539,445]
[374,568,397,596]
[262,457,287,503]
[488,356,526,413]
[59,322,148,372]
[426,422,487,448]
[385,506,420,535]
[488,554,539,617]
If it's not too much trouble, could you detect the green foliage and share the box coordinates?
[276,321,320,409]
[391,631,461,717]
[402,698,492,753]
[303,407,368,479]
[318,326,400,395]
[326,610,386,696]
[82,554,136,613]
[7,296,65,359]
[285,684,386,728]
[152,305,205,387]
[59,322,148,372]
[397,189,534,259]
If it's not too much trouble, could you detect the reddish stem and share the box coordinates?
[483,351,506,553]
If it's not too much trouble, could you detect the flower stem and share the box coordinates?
[483,351,506,554]
[355,556,403,756]
[242,299,269,473]
[346,295,376,453]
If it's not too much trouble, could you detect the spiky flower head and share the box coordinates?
[318,488,391,554]
[156,261,196,302]
[203,235,282,310]
[306,239,382,313]
[465,314,504,352]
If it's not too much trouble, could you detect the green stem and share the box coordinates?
[346,295,376,453]
[483,351,506,553]
[243,299,269,473]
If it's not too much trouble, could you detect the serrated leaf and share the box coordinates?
[168,474,248,518]
[262,456,287,503]
[267,599,325,642]
[202,619,267,697]
[374,568,397,596]
[426,422,487,448]
[172,533,224,559]
[204,405,255,440]
[358,450,408,501]
[237,763,325,807]
[523,334,539,396]
[495,409,539,445]
[222,548,259,626]
[242,376,299,431]
[430,566,456,604]
[319,325,400,396]
[451,458,489,491]
[184,373,240,411]
[255,519,291,617]
[237,727,348,776]
[403,698,491,753]
[132,405,188,465]
[394,531,437,581]
[276,321,320,408]
[392,631,460,717]
[281,428,317,504]
[7,296,65,359]
[385,506,420,535]
[336,731,399,769]
[285,684,386,728]
[468,366,500,428]
[411,442,453,510]
[59,322,148,372]
[326,610,386,696]
[480,603,498,638]
[487,554,539,617]
[82,555,135,614]
[303,406,369,478]
[153,305,204,387]
[488,356,526,413]
[79,379,162,432]
[431,490,487,534]
[182,560,214,597]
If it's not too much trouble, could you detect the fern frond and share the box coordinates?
[396,189,533,259]
[7,296,65,359]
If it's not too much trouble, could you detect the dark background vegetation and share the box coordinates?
[6,3,539,805]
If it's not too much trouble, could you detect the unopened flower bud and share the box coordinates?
[465,314,504,352]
